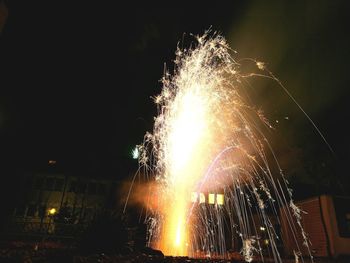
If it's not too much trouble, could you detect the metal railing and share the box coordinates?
[2,220,89,240]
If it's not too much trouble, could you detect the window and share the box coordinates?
[54,178,64,191]
[217,194,224,205]
[35,177,44,189]
[58,206,72,220]
[208,193,215,204]
[26,204,37,217]
[346,213,350,235]
[191,192,198,203]
[88,182,97,195]
[77,182,87,194]
[24,177,33,188]
[45,177,55,191]
[38,205,46,218]
[66,206,73,214]
[15,205,26,217]
[98,184,106,195]
[83,208,94,221]
[334,197,350,237]
[69,180,77,192]
[199,193,206,203]
[73,207,82,217]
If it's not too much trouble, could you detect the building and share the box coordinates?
[280,195,350,259]
[4,172,119,240]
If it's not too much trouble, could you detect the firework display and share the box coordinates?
[130,32,313,262]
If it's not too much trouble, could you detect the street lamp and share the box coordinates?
[48,208,57,216]
[38,207,57,248]
[47,207,57,235]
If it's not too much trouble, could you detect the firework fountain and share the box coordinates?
[126,32,315,262]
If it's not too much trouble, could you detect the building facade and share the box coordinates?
[5,173,118,240]
[280,195,350,258]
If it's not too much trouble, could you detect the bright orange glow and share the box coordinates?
[159,198,189,256]
[155,79,215,255]
[143,34,242,256]
[175,221,182,246]
[134,32,315,262]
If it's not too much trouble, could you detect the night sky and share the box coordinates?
[1,1,350,204]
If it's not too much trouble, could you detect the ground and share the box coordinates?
[0,247,349,263]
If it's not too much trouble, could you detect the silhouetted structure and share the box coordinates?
[280,195,350,259]
[2,172,118,241]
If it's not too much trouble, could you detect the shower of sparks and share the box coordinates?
[130,31,314,262]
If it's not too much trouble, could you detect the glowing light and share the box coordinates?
[48,208,56,215]
[216,194,224,205]
[199,193,206,204]
[208,193,215,204]
[132,146,139,159]
[256,61,265,70]
[260,226,266,231]
[175,221,182,246]
[131,32,314,262]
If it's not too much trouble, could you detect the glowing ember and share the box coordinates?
[128,31,315,262]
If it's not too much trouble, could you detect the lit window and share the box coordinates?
[199,193,205,203]
[216,194,224,205]
[208,193,215,204]
[191,192,198,203]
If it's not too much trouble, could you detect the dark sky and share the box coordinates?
[0,1,350,197]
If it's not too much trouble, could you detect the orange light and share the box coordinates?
[175,222,182,246]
